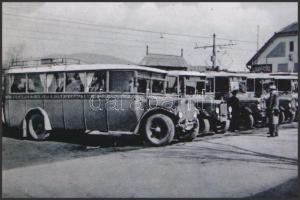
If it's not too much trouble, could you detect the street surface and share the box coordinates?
[2,123,298,198]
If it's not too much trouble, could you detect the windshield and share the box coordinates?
[277,79,291,92]
[185,76,206,95]
[292,80,298,93]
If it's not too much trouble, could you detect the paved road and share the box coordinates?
[2,125,298,198]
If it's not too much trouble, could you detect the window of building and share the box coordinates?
[267,42,286,58]
[10,74,26,93]
[277,63,288,72]
[28,74,45,93]
[289,41,294,52]
[109,71,134,92]
[47,73,65,93]
[87,71,106,92]
[66,72,85,92]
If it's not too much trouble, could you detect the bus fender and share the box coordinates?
[242,107,252,115]
[198,110,211,119]
[25,107,52,131]
[133,107,176,134]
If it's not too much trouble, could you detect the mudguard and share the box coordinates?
[23,107,52,137]
[198,110,211,118]
[242,107,252,115]
[133,107,176,134]
[279,106,285,112]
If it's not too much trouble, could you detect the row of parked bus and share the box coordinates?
[2,58,298,146]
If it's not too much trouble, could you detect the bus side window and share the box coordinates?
[47,73,65,93]
[66,72,85,92]
[10,74,26,93]
[137,78,149,93]
[166,76,177,94]
[206,78,214,93]
[28,74,45,93]
[87,71,106,92]
[109,71,134,93]
[152,80,164,94]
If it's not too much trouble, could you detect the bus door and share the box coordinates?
[27,73,48,110]
[8,74,27,127]
[63,72,86,130]
[106,70,140,132]
[85,71,108,132]
[45,72,65,129]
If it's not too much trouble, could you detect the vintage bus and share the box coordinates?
[246,73,298,124]
[270,74,298,123]
[204,71,264,130]
[2,59,200,146]
[166,70,230,135]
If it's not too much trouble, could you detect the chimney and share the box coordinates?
[146,45,149,55]
[181,48,183,57]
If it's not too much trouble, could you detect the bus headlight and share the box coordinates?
[193,111,198,118]
[216,107,220,114]
[257,104,261,110]
[228,106,232,113]
[178,111,183,119]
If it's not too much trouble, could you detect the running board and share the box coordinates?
[85,130,136,136]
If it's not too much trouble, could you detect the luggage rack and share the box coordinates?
[9,58,83,68]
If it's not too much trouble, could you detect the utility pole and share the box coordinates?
[256,25,260,51]
[212,33,216,69]
[194,33,236,70]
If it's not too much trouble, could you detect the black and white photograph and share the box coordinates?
[1,2,298,198]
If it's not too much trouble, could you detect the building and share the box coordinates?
[139,46,189,71]
[246,22,298,73]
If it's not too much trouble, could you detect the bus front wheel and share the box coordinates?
[199,118,210,135]
[28,113,50,141]
[143,114,175,146]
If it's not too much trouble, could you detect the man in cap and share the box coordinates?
[266,84,279,137]
[228,89,240,132]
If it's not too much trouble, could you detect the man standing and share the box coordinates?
[228,89,240,132]
[266,84,279,137]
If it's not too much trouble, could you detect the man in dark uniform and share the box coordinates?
[228,89,240,132]
[266,84,280,137]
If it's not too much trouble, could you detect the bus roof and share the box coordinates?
[270,75,298,80]
[205,71,247,78]
[246,73,273,79]
[4,64,168,74]
[167,70,206,77]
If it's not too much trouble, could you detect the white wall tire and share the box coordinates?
[28,113,50,141]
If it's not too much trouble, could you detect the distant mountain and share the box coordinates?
[43,53,136,65]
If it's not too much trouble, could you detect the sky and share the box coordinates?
[2,2,298,71]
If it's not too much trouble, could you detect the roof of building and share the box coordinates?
[246,22,298,66]
[4,64,168,74]
[139,53,189,69]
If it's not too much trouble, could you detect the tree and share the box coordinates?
[5,43,26,68]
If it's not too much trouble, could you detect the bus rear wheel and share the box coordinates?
[143,114,175,146]
[279,111,285,124]
[28,113,50,141]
